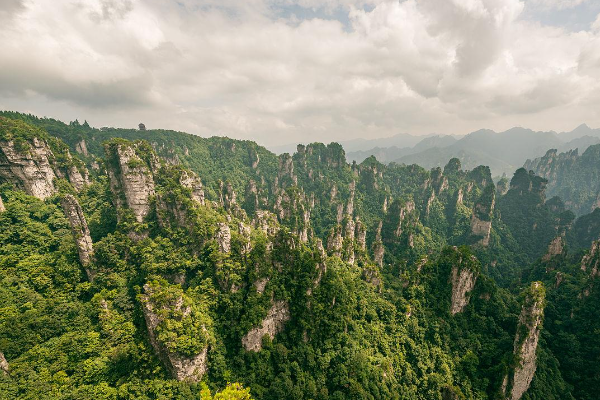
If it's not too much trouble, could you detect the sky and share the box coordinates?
[1,0,600,147]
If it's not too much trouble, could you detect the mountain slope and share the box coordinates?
[1,113,599,400]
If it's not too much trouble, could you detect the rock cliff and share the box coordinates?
[470,185,495,247]
[105,142,157,223]
[0,138,57,199]
[449,253,478,315]
[0,351,8,375]
[61,194,95,280]
[242,300,290,352]
[502,282,545,400]
[141,284,209,382]
[542,236,564,261]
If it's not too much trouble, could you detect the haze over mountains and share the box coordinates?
[339,124,600,177]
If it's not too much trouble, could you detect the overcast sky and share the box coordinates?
[1,0,600,147]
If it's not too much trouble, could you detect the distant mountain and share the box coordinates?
[524,144,600,216]
[269,132,436,155]
[390,125,599,176]
[559,123,600,142]
[346,135,457,164]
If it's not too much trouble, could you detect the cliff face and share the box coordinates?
[542,236,564,261]
[179,170,205,205]
[141,284,208,382]
[581,240,600,277]
[470,185,495,247]
[105,142,157,223]
[0,138,57,199]
[449,250,478,315]
[0,351,8,375]
[61,194,94,281]
[503,282,545,400]
[242,300,290,352]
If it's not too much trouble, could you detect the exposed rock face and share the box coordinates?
[373,221,384,267]
[0,351,8,375]
[253,210,279,236]
[542,236,564,261]
[105,143,156,223]
[216,223,231,253]
[0,195,5,212]
[67,164,88,191]
[581,240,600,276]
[141,284,208,382]
[356,220,367,250]
[395,200,416,237]
[0,138,57,199]
[471,187,495,247]
[450,262,477,315]
[75,139,89,156]
[179,170,205,205]
[61,195,94,280]
[254,277,269,294]
[327,225,343,257]
[503,282,545,400]
[242,300,290,352]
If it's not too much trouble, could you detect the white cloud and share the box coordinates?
[0,0,600,146]
[528,0,590,11]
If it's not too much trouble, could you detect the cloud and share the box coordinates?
[0,0,600,146]
[528,0,590,11]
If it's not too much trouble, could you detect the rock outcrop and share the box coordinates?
[0,138,57,200]
[0,351,8,375]
[141,284,208,382]
[61,194,94,280]
[542,236,564,261]
[0,195,5,212]
[242,300,290,352]
[450,256,478,315]
[470,185,495,247]
[581,240,600,277]
[75,139,89,156]
[502,282,546,400]
[179,170,205,205]
[216,223,231,253]
[105,142,156,223]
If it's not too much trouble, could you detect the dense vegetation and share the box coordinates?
[1,112,599,400]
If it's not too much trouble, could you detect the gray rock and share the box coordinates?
[141,284,208,382]
[502,282,545,400]
[242,300,290,352]
[0,138,57,199]
[61,195,94,280]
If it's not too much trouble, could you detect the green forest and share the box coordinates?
[1,112,600,400]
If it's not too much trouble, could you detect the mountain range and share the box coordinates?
[345,124,600,177]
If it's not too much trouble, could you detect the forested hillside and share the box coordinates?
[524,145,600,216]
[1,113,599,400]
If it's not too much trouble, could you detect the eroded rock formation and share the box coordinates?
[581,240,600,277]
[471,186,495,247]
[542,236,564,261]
[502,282,545,400]
[216,223,231,253]
[0,352,8,375]
[141,284,208,382]
[242,300,290,352]
[0,138,57,199]
[105,142,156,223]
[179,170,205,205]
[450,257,478,315]
[61,194,94,280]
